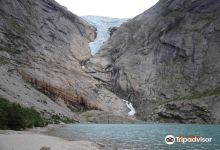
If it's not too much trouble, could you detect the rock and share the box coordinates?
[109,27,118,36]
[40,146,51,150]
[3,0,219,124]
[0,0,135,122]
[154,95,220,124]
[79,110,140,123]
[88,0,220,123]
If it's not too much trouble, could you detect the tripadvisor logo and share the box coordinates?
[165,135,212,144]
[165,135,175,145]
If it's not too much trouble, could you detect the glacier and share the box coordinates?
[82,16,127,55]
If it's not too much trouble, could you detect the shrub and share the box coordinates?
[0,97,46,130]
[51,114,76,124]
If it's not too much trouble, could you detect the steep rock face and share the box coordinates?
[0,0,133,122]
[87,0,220,123]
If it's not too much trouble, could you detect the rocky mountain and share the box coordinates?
[1,0,220,124]
[86,0,220,123]
[82,16,127,55]
[0,0,137,123]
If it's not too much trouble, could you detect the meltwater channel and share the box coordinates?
[48,124,220,150]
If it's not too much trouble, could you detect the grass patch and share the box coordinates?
[160,87,220,105]
[0,97,46,130]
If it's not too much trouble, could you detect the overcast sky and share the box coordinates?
[55,0,159,18]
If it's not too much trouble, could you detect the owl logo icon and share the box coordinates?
[165,135,175,145]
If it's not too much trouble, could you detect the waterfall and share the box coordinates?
[123,100,136,116]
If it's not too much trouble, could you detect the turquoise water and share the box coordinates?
[49,124,220,150]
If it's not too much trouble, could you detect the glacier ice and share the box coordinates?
[82,16,127,55]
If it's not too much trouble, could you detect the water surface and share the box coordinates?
[49,124,220,150]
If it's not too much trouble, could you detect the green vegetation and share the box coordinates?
[0,58,8,65]
[161,87,220,104]
[0,97,46,130]
[50,115,77,124]
[9,20,26,34]
[0,97,77,130]
[201,14,218,21]
[169,11,184,18]
[0,46,21,54]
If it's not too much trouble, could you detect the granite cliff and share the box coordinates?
[86,0,220,123]
[0,0,136,123]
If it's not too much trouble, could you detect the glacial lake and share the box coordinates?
[48,124,220,150]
